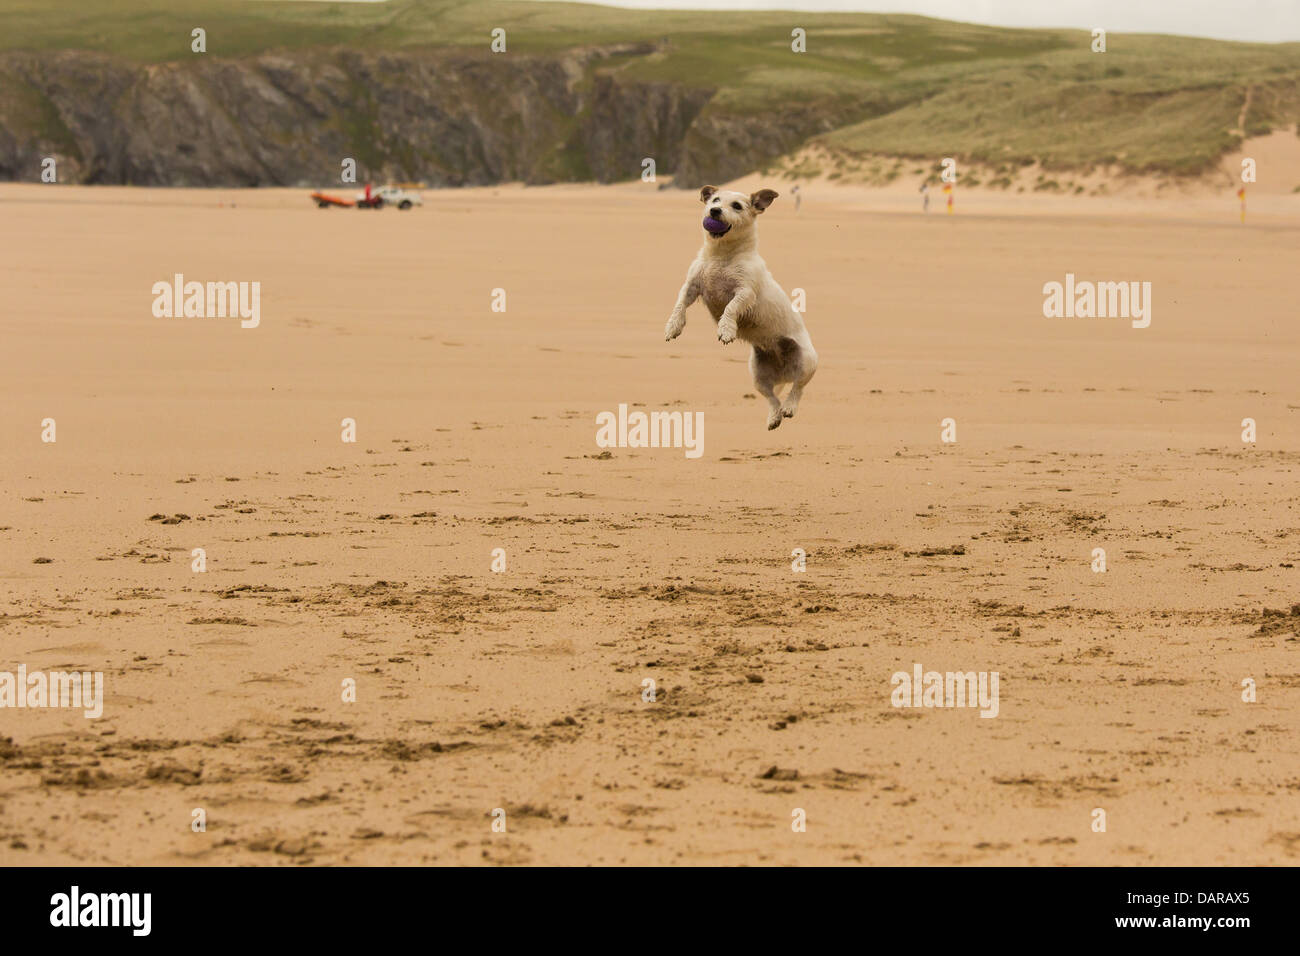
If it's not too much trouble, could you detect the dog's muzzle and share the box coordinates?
[703,216,730,237]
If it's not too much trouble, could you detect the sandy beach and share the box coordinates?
[1,179,1298,865]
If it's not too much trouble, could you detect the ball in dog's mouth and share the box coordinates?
[702,216,731,237]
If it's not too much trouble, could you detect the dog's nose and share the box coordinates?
[709,208,722,218]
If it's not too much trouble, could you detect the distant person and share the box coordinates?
[920,182,929,213]
[791,183,801,212]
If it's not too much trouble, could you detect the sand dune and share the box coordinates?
[1,181,1297,865]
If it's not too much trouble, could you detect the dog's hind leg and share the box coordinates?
[780,340,818,420]
[750,346,785,430]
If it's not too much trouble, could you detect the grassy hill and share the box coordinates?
[1,0,1297,184]
[0,1,1069,63]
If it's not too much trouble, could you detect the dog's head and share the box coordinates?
[699,185,778,242]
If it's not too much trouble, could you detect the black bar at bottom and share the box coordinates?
[0,865,1279,942]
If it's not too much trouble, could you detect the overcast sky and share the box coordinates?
[538,0,1299,43]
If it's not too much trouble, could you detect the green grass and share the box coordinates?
[1,0,1298,177]
[0,1,1067,70]
[822,38,1300,173]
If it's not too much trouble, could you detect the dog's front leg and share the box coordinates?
[665,275,698,341]
[716,287,755,344]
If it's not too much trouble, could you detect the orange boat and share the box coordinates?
[309,190,353,208]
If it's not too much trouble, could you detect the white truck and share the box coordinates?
[355,184,424,210]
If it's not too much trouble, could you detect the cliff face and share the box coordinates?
[0,45,840,188]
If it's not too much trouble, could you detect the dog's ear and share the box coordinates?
[751,188,779,213]
[699,185,719,203]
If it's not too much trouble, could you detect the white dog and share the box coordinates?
[665,185,817,430]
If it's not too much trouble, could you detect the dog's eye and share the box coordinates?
[731,202,742,210]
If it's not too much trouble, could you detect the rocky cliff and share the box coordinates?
[0,45,861,188]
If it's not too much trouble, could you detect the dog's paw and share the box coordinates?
[766,410,783,430]
[664,314,685,341]
[717,320,737,344]
[781,404,797,419]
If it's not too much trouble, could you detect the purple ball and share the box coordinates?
[702,216,729,235]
